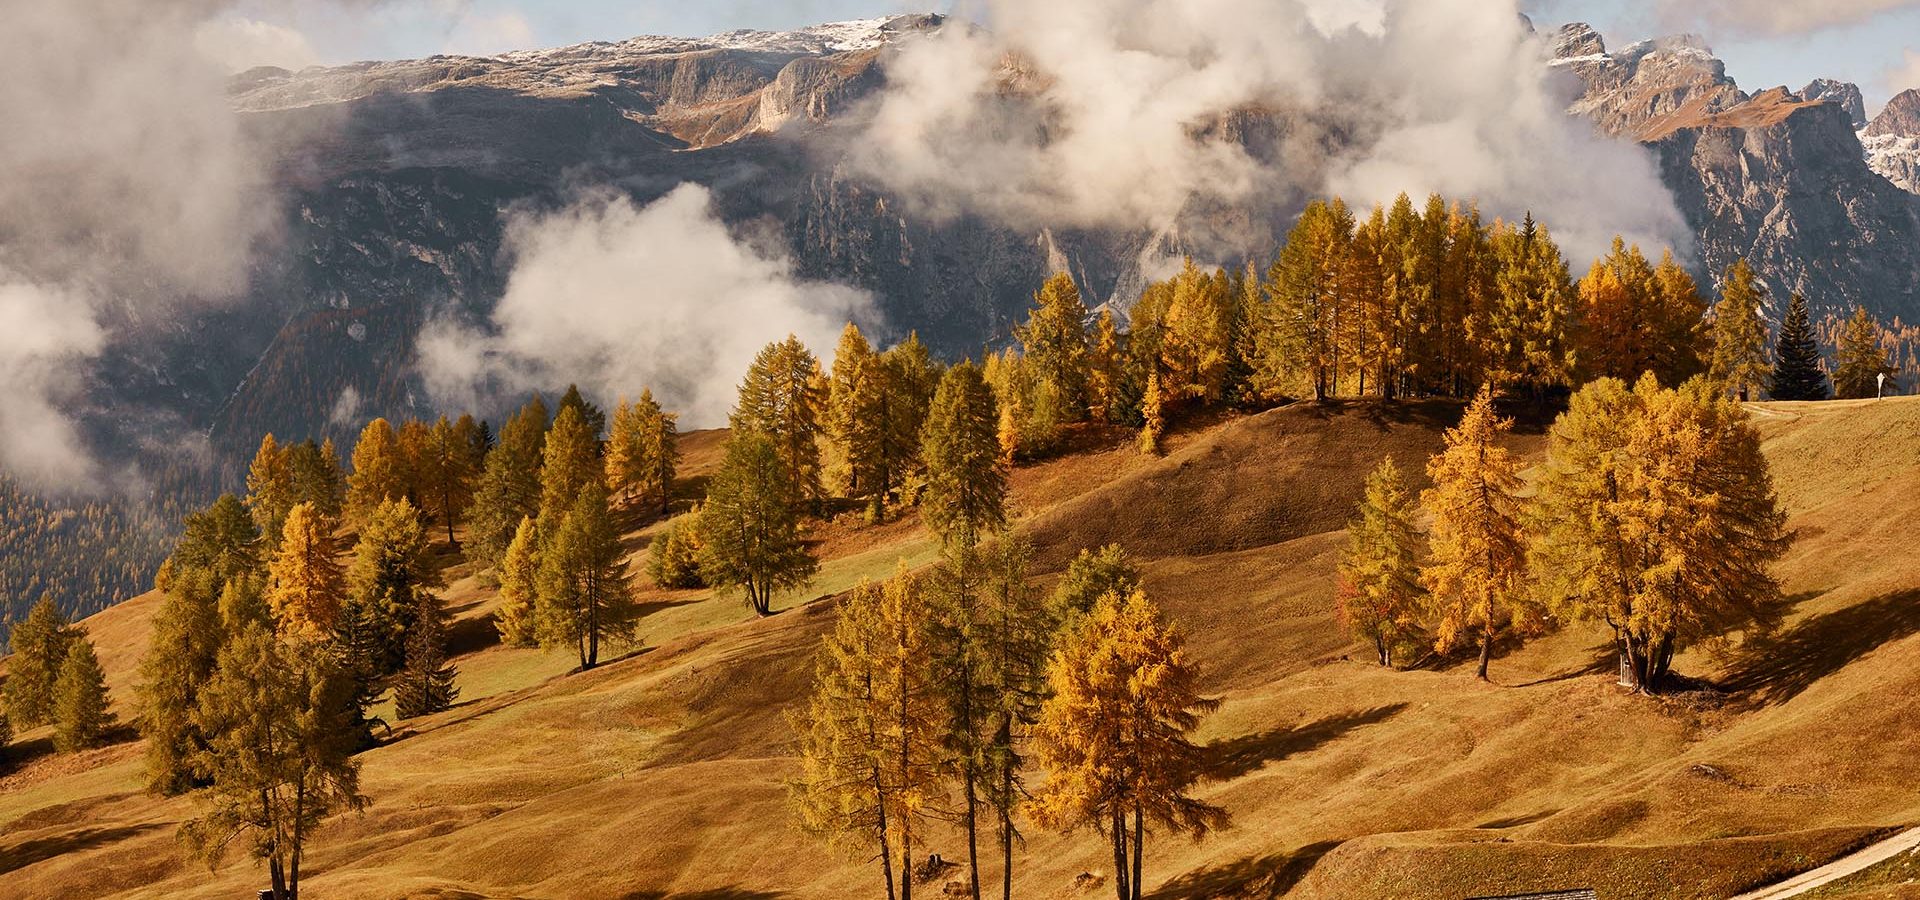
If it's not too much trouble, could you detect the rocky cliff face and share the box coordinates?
[1552,24,1920,322]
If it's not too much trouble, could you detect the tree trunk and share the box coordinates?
[270,855,287,900]
[900,822,913,900]
[964,769,981,900]
[1121,794,1136,898]
[1000,778,1015,900]
[1376,636,1389,668]
[1477,618,1494,681]
[878,777,897,900]
[1109,809,1129,900]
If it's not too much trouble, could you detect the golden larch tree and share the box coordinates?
[266,502,346,638]
[1337,456,1426,668]
[1419,388,1537,680]
[1030,590,1228,900]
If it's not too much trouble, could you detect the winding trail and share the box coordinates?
[1728,827,1920,899]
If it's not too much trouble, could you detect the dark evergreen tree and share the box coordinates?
[1769,293,1830,401]
[393,591,458,719]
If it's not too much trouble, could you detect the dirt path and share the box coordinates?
[1728,827,1920,899]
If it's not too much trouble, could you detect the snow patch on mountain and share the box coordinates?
[499,15,937,64]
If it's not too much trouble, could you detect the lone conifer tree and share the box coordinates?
[791,568,948,900]
[1769,293,1829,401]
[534,484,636,669]
[246,434,296,550]
[53,635,113,753]
[1834,305,1890,399]
[494,516,540,647]
[1420,388,1536,680]
[698,433,817,616]
[979,536,1053,900]
[266,503,346,638]
[1018,272,1092,422]
[3,595,74,728]
[606,389,678,516]
[1709,260,1771,401]
[182,624,365,900]
[539,404,603,530]
[733,335,827,505]
[467,395,549,572]
[1030,590,1228,900]
[1049,544,1142,634]
[287,440,346,520]
[393,590,458,718]
[921,362,1006,551]
[1338,456,1426,667]
[419,416,478,546]
[343,497,440,676]
[346,418,409,527]
[139,567,225,794]
[1138,370,1165,456]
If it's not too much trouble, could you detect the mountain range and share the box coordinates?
[73,14,1920,472]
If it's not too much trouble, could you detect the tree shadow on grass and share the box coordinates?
[1512,640,1620,688]
[1205,704,1408,781]
[1721,589,1920,705]
[444,610,503,657]
[1147,839,1344,900]
[0,823,165,876]
[619,890,790,900]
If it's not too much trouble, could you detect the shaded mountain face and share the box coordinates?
[74,16,1920,472]
[1551,23,1920,322]
[165,14,1190,460]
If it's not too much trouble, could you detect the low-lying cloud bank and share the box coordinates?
[849,0,1693,263]
[416,184,875,429]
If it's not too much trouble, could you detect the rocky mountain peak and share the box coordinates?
[1551,22,1606,60]
[1551,23,1737,139]
[1868,88,1920,137]
[1862,89,1920,193]
[1802,78,1867,129]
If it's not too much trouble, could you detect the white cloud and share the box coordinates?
[0,275,106,489]
[442,10,536,57]
[194,15,322,71]
[1887,48,1920,95]
[417,184,875,428]
[849,0,1691,263]
[1634,0,1920,36]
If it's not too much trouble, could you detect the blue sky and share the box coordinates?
[226,0,1920,110]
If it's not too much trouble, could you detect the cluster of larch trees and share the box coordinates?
[484,385,660,670]
[791,350,1226,900]
[981,194,1902,465]
[0,595,115,759]
[1339,380,1790,692]
[123,379,679,899]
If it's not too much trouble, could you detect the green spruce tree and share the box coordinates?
[1769,293,1829,401]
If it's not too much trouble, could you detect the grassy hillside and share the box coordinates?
[2,397,1917,899]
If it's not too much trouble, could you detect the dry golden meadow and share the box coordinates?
[4,396,1918,899]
